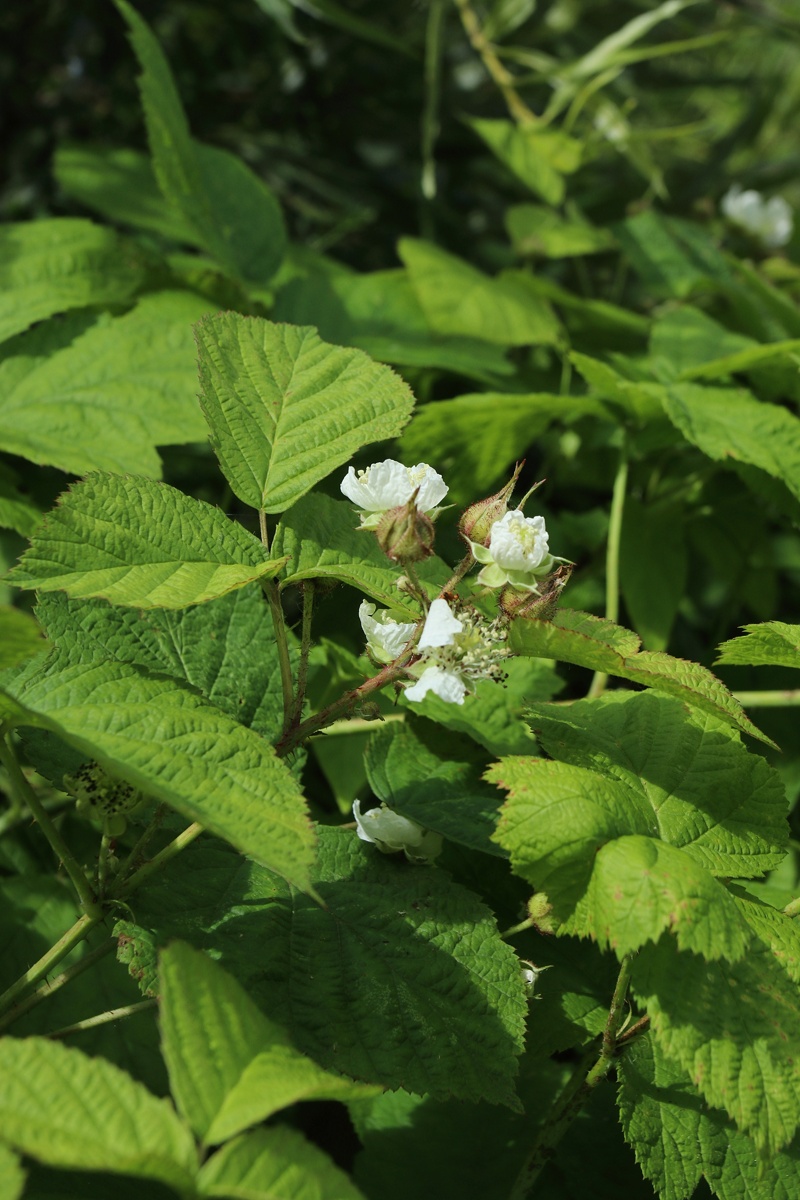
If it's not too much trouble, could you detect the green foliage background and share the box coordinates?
[3,2,800,1199]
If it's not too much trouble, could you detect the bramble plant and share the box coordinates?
[2,2,800,1199]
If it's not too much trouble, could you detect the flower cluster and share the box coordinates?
[721,185,793,250]
[360,595,510,705]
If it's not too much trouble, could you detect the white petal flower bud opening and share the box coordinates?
[489,510,550,573]
[359,601,415,664]
[352,800,443,863]
[341,460,448,528]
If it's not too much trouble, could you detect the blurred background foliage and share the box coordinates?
[6,0,800,267]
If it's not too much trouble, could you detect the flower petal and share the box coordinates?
[359,600,416,662]
[404,665,467,705]
[418,598,463,650]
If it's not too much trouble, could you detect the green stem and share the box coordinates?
[500,916,538,939]
[115,803,168,882]
[0,937,115,1034]
[422,0,446,202]
[49,998,157,1040]
[442,551,476,595]
[452,0,538,125]
[111,821,204,901]
[587,442,629,700]
[288,583,315,732]
[0,795,71,837]
[733,690,800,707]
[322,712,406,736]
[262,578,295,733]
[508,953,636,1200]
[0,913,103,1023]
[257,508,295,731]
[0,735,100,916]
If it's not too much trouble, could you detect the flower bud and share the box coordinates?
[459,462,524,549]
[375,491,435,563]
[499,563,573,619]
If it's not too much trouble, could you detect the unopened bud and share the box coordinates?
[499,564,573,619]
[376,491,435,563]
[459,462,524,549]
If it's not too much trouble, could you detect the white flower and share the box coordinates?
[353,799,442,863]
[471,510,561,593]
[404,665,468,705]
[721,185,793,250]
[520,960,551,999]
[359,601,415,664]
[417,597,463,649]
[341,460,448,529]
[357,596,509,706]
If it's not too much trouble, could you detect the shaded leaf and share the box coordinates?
[468,119,581,205]
[716,621,800,669]
[197,1127,366,1200]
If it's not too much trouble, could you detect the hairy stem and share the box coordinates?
[0,913,103,1023]
[112,821,204,901]
[508,953,636,1200]
[115,802,168,882]
[587,442,629,699]
[287,582,315,731]
[0,735,100,916]
[49,998,157,1040]
[452,0,538,125]
[0,937,116,1034]
[262,577,295,733]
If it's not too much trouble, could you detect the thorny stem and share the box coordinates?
[587,440,629,700]
[0,794,71,837]
[96,830,113,899]
[733,689,800,707]
[111,821,204,901]
[49,998,157,1040]
[275,645,420,758]
[0,937,116,1034]
[0,734,100,917]
[442,551,476,595]
[0,913,103,1023]
[452,0,538,125]
[508,953,636,1200]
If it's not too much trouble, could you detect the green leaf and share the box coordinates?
[129,829,527,1106]
[399,240,561,346]
[116,0,286,284]
[509,608,774,746]
[54,144,199,244]
[489,752,752,959]
[615,210,729,298]
[569,350,664,423]
[661,382,800,504]
[8,474,286,609]
[0,291,212,478]
[5,657,316,891]
[272,492,451,617]
[0,1037,198,1190]
[365,719,507,857]
[619,497,687,650]
[633,936,800,1154]
[0,1144,25,1200]
[527,691,788,878]
[0,219,146,344]
[717,621,800,669]
[36,587,290,743]
[649,305,756,378]
[506,204,615,258]
[467,119,581,205]
[195,312,415,513]
[0,606,46,669]
[399,390,601,500]
[197,1127,367,1200]
[400,654,561,757]
[273,267,514,383]
[159,942,376,1146]
[0,464,42,536]
[618,1034,800,1200]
